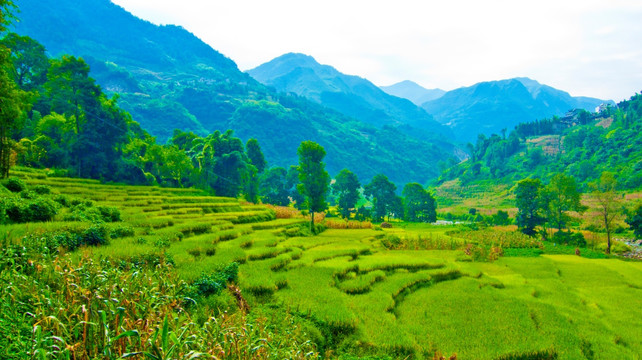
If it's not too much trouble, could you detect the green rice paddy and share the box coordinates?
[5,167,642,359]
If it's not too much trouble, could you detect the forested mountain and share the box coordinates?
[11,0,458,184]
[437,93,642,190]
[422,77,612,142]
[379,80,445,105]
[247,53,451,137]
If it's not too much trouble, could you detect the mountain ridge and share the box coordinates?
[247,53,451,137]
[11,0,457,185]
[422,77,612,142]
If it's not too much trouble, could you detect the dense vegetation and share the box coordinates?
[2,168,642,359]
[438,93,642,189]
[11,0,458,185]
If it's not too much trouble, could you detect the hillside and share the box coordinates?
[436,93,642,193]
[423,77,612,142]
[379,80,446,105]
[247,53,451,137]
[11,0,457,185]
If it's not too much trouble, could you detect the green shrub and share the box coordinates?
[81,223,110,246]
[32,185,51,195]
[3,197,59,223]
[3,177,26,192]
[53,194,70,207]
[110,224,135,238]
[19,190,37,199]
[552,231,586,247]
[187,262,239,299]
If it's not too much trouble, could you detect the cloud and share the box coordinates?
[112,0,642,101]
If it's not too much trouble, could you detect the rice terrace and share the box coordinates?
[2,168,641,359]
[2,0,642,359]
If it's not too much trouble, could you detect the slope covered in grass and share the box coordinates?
[2,168,641,359]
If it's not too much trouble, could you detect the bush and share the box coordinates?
[32,185,51,195]
[81,223,110,246]
[552,231,586,247]
[110,224,135,238]
[53,194,70,207]
[187,262,239,299]
[3,197,59,223]
[3,177,26,192]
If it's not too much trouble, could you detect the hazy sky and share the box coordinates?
[110,0,642,101]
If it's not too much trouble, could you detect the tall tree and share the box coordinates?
[1,33,48,91]
[246,138,266,173]
[260,167,290,206]
[0,2,28,178]
[543,173,586,232]
[333,169,361,219]
[402,182,437,223]
[626,205,642,240]
[297,141,330,231]
[515,178,545,236]
[364,174,397,222]
[590,172,621,254]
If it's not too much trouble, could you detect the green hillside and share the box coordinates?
[437,93,642,191]
[247,53,451,137]
[11,0,457,185]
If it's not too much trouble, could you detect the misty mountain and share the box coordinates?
[422,77,613,142]
[380,80,445,105]
[11,0,458,184]
[247,53,451,137]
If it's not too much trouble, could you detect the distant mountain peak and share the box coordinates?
[380,80,445,105]
[422,77,613,142]
[248,54,451,136]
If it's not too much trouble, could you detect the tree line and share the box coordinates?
[0,22,437,226]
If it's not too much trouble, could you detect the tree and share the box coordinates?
[297,141,330,231]
[590,172,622,254]
[246,138,266,173]
[542,173,586,232]
[260,167,290,206]
[626,204,642,240]
[515,178,545,236]
[1,33,48,91]
[402,183,436,223]
[333,169,360,219]
[0,3,29,178]
[364,174,396,222]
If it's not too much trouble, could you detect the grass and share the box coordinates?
[3,167,642,359]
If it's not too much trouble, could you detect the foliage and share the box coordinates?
[364,174,397,222]
[438,93,642,191]
[515,178,545,236]
[626,204,642,239]
[297,141,330,228]
[402,182,436,223]
[333,169,361,219]
[542,173,586,232]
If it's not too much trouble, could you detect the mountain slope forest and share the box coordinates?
[438,94,642,190]
[10,0,458,185]
[422,77,612,142]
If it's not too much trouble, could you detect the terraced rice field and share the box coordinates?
[6,167,642,359]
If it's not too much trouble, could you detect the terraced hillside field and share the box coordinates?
[3,168,642,359]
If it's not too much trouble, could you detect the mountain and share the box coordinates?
[436,92,642,191]
[247,53,451,137]
[11,0,458,184]
[380,80,445,105]
[422,77,613,143]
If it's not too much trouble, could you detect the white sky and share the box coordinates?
[110,0,642,102]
